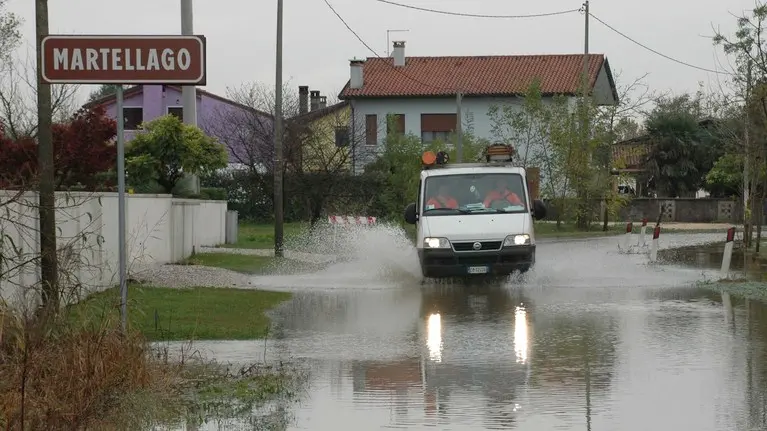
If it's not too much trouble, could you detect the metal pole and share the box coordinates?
[456,91,463,162]
[386,29,409,56]
[35,0,59,312]
[582,1,589,99]
[116,85,128,332]
[274,0,285,258]
[180,0,199,193]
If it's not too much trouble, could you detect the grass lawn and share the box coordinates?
[67,285,291,341]
[183,253,277,273]
[220,222,306,249]
[533,222,621,238]
[184,253,326,274]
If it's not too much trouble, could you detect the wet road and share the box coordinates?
[176,232,767,430]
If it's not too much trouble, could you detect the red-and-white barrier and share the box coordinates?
[649,225,661,262]
[621,221,633,251]
[638,218,648,247]
[327,215,377,225]
[328,215,377,248]
[721,227,736,275]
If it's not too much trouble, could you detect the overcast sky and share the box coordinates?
[5,0,756,105]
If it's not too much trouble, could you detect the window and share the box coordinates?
[386,113,405,136]
[420,113,456,145]
[167,106,183,119]
[123,107,143,130]
[422,173,528,216]
[365,114,377,146]
[421,131,452,144]
[335,126,350,147]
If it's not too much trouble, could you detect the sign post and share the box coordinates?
[116,84,127,331]
[41,35,206,332]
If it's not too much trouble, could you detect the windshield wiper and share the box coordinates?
[424,207,470,214]
[490,208,525,213]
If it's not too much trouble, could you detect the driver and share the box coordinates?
[483,177,523,207]
[426,183,459,209]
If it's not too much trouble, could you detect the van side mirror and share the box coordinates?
[404,202,417,224]
[532,199,547,220]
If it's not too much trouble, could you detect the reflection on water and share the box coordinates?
[167,236,767,430]
[514,305,528,364]
[426,313,442,362]
[165,283,767,430]
[657,243,767,280]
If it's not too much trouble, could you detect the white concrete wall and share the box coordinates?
[0,191,226,306]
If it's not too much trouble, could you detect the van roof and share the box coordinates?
[421,164,526,178]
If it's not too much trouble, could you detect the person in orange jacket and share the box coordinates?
[483,177,523,208]
[426,184,459,209]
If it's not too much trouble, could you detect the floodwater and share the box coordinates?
[165,228,767,431]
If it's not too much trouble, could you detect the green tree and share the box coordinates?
[642,94,725,197]
[705,153,743,197]
[488,81,610,228]
[126,114,228,194]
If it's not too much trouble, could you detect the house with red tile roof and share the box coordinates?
[338,41,619,171]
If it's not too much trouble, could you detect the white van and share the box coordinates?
[403,146,547,278]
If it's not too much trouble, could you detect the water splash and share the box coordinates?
[520,233,725,290]
[252,222,422,291]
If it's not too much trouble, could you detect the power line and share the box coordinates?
[589,13,733,75]
[376,0,580,19]
[321,0,455,90]
[377,1,734,76]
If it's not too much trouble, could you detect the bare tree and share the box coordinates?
[0,0,20,64]
[202,82,301,174]
[0,49,81,139]
[284,95,375,223]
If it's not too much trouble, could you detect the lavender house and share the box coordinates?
[86,85,272,168]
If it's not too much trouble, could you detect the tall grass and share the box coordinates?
[0,306,170,430]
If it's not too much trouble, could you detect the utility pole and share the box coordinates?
[274,0,285,258]
[456,91,463,162]
[581,1,589,103]
[180,0,199,193]
[577,0,590,230]
[35,0,58,312]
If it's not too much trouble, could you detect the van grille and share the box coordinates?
[452,241,503,252]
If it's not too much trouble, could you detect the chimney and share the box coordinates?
[310,90,320,111]
[298,86,309,115]
[393,41,405,67]
[350,59,364,89]
[319,96,327,109]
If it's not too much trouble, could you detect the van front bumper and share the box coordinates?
[418,245,535,278]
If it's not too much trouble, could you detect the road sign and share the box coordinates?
[41,35,206,85]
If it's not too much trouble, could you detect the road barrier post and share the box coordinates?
[720,227,736,276]
[622,222,633,251]
[328,215,377,250]
[638,218,647,247]
[649,225,660,262]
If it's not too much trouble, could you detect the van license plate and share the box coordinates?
[467,266,489,274]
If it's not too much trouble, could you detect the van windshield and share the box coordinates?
[422,173,528,216]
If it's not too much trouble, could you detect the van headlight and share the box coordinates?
[503,234,530,246]
[424,237,451,249]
